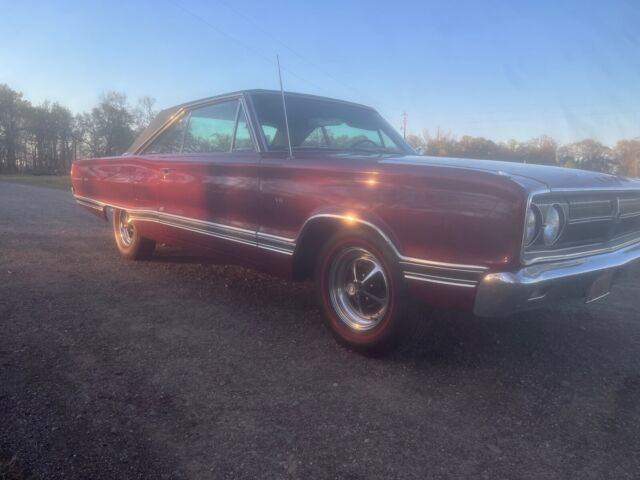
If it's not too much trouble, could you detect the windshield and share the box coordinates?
[251,93,411,154]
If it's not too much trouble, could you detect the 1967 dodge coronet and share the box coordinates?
[71,90,640,353]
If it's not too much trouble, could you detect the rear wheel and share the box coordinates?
[112,209,155,260]
[316,229,407,355]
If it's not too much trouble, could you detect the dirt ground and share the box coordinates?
[1,181,639,479]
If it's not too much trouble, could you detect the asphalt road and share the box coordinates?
[1,181,640,479]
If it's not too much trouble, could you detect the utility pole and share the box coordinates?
[401,112,408,140]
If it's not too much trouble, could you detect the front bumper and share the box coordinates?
[474,240,640,317]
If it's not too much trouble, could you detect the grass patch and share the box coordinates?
[0,175,70,191]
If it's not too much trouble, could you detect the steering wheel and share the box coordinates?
[349,138,379,149]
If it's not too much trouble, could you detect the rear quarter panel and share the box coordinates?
[71,156,158,211]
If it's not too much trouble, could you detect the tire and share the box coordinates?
[112,208,155,260]
[316,229,408,355]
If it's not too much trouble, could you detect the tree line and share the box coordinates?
[0,84,156,174]
[0,83,638,177]
[407,131,639,177]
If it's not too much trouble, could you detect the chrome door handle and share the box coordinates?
[160,167,175,174]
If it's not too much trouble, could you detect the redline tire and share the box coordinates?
[112,209,155,260]
[316,229,408,355]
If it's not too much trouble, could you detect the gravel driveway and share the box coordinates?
[1,181,639,479]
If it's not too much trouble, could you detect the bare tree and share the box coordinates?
[75,92,135,158]
[613,138,640,178]
[557,139,615,173]
[132,96,158,135]
[0,84,30,173]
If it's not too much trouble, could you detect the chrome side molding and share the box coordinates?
[73,194,483,284]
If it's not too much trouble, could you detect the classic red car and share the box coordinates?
[71,90,640,353]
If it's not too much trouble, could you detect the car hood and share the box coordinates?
[379,155,640,191]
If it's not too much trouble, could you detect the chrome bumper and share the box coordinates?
[474,241,640,317]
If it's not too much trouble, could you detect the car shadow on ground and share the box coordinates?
[146,243,640,372]
[148,247,636,373]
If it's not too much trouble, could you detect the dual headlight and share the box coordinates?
[524,204,565,247]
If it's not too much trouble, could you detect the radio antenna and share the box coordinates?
[277,55,294,159]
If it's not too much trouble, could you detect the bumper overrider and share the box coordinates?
[474,240,640,317]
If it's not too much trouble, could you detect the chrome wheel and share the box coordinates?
[118,210,134,247]
[328,246,390,331]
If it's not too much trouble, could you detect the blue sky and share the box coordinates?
[1,0,638,145]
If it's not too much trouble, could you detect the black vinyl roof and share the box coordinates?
[126,89,374,154]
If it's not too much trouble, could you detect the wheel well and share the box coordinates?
[292,218,392,281]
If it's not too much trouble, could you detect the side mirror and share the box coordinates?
[414,147,425,155]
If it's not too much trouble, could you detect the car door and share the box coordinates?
[249,92,381,256]
[143,98,262,256]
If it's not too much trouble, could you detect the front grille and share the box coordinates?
[524,190,640,263]
[620,196,640,218]
[567,196,615,222]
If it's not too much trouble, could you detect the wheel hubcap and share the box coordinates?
[118,211,134,247]
[328,247,390,331]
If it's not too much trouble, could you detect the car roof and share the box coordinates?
[127,90,375,155]
[171,89,374,112]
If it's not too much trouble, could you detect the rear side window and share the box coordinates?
[183,101,238,153]
[144,100,255,154]
[144,115,187,154]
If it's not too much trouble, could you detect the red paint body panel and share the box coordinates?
[71,149,533,313]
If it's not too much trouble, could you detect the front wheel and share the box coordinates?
[112,209,155,260]
[316,230,408,355]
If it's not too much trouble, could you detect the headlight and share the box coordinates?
[542,204,564,246]
[524,206,540,246]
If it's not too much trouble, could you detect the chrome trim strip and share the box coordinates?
[257,231,295,242]
[256,244,294,256]
[74,195,104,207]
[296,213,488,272]
[73,195,484,274]
[256,232,296,254]
[138,217,258,249]
[130,212,259,248]
[73,195,295,255]
[523,236,640,265]
[547,186,640,193]
[404,272,478,288]
[568,199,614,206]
[567,216,614,225]
[158,210,256,238]
[76,199,103,211]
[399,260,484,274]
